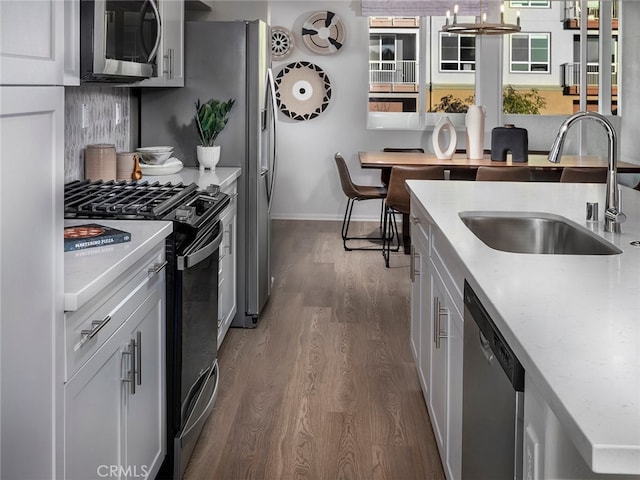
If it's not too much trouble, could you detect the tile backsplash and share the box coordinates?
[64,85,131,182]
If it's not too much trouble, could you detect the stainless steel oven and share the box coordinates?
[80,0,161,82]
[64,180,229,479]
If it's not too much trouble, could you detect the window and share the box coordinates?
[510,1,550,7]
[440,34,476,71]
[510,33,550,72]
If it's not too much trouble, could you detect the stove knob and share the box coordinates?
[175,206,195,222]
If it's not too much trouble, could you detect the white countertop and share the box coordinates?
[64,220,172,312]
[407,180,640,475]
[141,166,241,191]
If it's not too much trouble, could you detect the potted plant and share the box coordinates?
[195,98,235,170]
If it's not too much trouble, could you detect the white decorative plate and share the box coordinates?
[274,62,332,121]
[271,26,294,60]
[301,11,346,55]
[140,158,184,176]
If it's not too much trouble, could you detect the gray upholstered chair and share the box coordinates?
[475,166,531,182]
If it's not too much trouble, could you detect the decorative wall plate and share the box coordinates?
[301,11,346,55]
[271,26,294,61]
[275,62,332,121]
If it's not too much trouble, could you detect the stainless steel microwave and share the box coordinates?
[80,0,161,82]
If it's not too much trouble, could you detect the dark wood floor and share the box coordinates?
[184,220,445,480]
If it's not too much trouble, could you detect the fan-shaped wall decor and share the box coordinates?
[271,26,294,60]
[301,11,346,55]
[274,61,332,121]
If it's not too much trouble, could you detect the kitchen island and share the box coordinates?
[407,180,640,478]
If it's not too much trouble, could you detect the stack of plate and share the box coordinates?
[137,146,174,164]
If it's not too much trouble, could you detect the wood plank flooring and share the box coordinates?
[184,220,445,480]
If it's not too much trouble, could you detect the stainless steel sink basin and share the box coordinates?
[459,211,622,255]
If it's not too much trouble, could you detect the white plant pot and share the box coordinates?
[197,145,221,171]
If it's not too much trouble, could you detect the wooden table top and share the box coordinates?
[358,151,640,173]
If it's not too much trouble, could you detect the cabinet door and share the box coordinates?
[429,268,449,455]
[411,222,430,398]
[124,286,166,480]
[1,87,64,479]
[137,0,184,87]
[0,1,66,85]
[445,294,463,480]
[64,329,127,479]
[217,194,237,347]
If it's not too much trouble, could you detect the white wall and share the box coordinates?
[270,1,431,221]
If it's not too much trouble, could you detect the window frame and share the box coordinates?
[509,0,550,8]
[438,32,476,72]
[509,32,551,74]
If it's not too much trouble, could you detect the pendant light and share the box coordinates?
[442,1,521,35]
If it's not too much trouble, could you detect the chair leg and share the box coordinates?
[341,197,387,251]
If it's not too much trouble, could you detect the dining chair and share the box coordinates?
[559,167,607,183]
[381,147,425,186]
[382,165,445,268]
[475,166,531,182]
[334,152,393,251]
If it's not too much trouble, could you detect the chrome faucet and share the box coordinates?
[548,111,626,233]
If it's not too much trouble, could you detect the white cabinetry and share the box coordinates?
[218,180,238,347]
[0,0,78,86]
[410,200,464,480]
[64,244,166,480]
[0,86,64,480]
[137,0,184,87]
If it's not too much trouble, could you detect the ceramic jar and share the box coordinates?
[432,115,458,160]
[85,144,116,181]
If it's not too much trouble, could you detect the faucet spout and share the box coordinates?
[547,111,625,233]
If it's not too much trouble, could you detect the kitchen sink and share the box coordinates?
[458,211,622,255]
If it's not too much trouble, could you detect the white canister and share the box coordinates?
[465,105,486,160]
[432,115,457,160]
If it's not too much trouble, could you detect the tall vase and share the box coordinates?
[465,105,486,160]
[432,115,457,160]
[197,145,221,171]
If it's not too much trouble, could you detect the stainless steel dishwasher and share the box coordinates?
[462,281,525,480]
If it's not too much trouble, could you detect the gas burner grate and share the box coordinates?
[64,180,199,219]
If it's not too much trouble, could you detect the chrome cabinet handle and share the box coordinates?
[148,260,168,276]
[433,297,448,349]
[80,315,111,342]
[136,331,142,386]
[122,338,136,395]
[410,245,421,282]
[410,215,420,224]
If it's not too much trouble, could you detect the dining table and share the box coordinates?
[358,151,640,253]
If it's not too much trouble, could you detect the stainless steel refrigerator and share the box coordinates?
[139,20,276,329]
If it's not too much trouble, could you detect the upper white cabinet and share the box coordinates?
[0,86,64,480]
[137,0,184,87]
[0,0,78,86]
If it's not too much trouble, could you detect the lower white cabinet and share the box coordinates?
[64,245,166,480]
[410,205,463,480]
[218,180,238,347]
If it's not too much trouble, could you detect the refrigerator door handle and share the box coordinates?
[265,67,278,211]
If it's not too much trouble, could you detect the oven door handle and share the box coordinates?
[177,228,223,271]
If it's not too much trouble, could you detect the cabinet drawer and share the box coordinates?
[64,243,165,382]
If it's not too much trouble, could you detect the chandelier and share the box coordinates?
[442,1,521,35]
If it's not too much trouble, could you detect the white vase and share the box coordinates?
[465,105,486,160]
[432,115,457,160]
[197,145,220,171]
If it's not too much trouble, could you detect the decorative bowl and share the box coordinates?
[136,146,174,164]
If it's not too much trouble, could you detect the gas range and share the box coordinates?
[64,179,229,229]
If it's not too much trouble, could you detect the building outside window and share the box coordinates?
[510,0,550,8]
[440,34,476,72]
[510,33,550,73]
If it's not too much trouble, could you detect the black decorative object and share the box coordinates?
[274,61,332,121]
[491,124,529,163]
